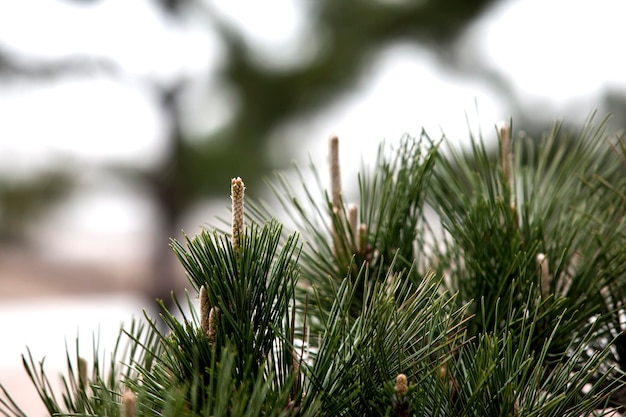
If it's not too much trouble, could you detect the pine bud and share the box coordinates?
[231,177,245,253]
[199,285,211,337]
[392,373,410,417]
[497,121,511,188]
[122,389,136,417]
[208,306,219,344]
[329,134,342,211]
[78,357,88,389]
[357,223,367,255]
[537,253,550,298]
[438,363,447,381]
[395,373,407,398]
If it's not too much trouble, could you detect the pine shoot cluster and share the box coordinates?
[1,115,625,417]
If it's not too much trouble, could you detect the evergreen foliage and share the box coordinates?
[1,116,625,416]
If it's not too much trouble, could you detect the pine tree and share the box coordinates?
[1,115,625,416]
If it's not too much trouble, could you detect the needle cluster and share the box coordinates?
[1,115,625,416]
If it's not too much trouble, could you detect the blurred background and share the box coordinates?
[1,0,625,414]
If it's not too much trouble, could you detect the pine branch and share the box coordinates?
[1,116,625,416]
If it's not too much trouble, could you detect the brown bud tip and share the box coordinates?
[329,134,342,210]
[122,389,136,417]
[78,357,88,388]
[395,373,408,398]
[357,223,367,254]
[497,121,510,142]
[231,177,245,251]
[438,363,447,381]
[537,253,550,297]
[199,285,211,337]
[497,121,512,187]
[513,397,521,416]
[208,306,219,344]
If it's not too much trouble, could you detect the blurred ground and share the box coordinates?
[0,247,147,299]
[0,247,184,416]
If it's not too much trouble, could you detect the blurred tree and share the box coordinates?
[0,171,73,243]
[0,0,574,307]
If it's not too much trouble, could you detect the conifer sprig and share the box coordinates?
[427,117,625,354]
[1,117,625,416]
[301,266,468,416]
[252,132,439,319]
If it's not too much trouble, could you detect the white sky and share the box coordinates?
[478,0,626,101]
[0,0,220,77]
[0,79,162,170]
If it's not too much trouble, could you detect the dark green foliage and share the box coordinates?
[0,170,73,241]
[171,220,300,383]
[301,268,466,416]
[256,133,439,320]
[2,116,625,416]
[427,118,626,375]
[357,135,438,276]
